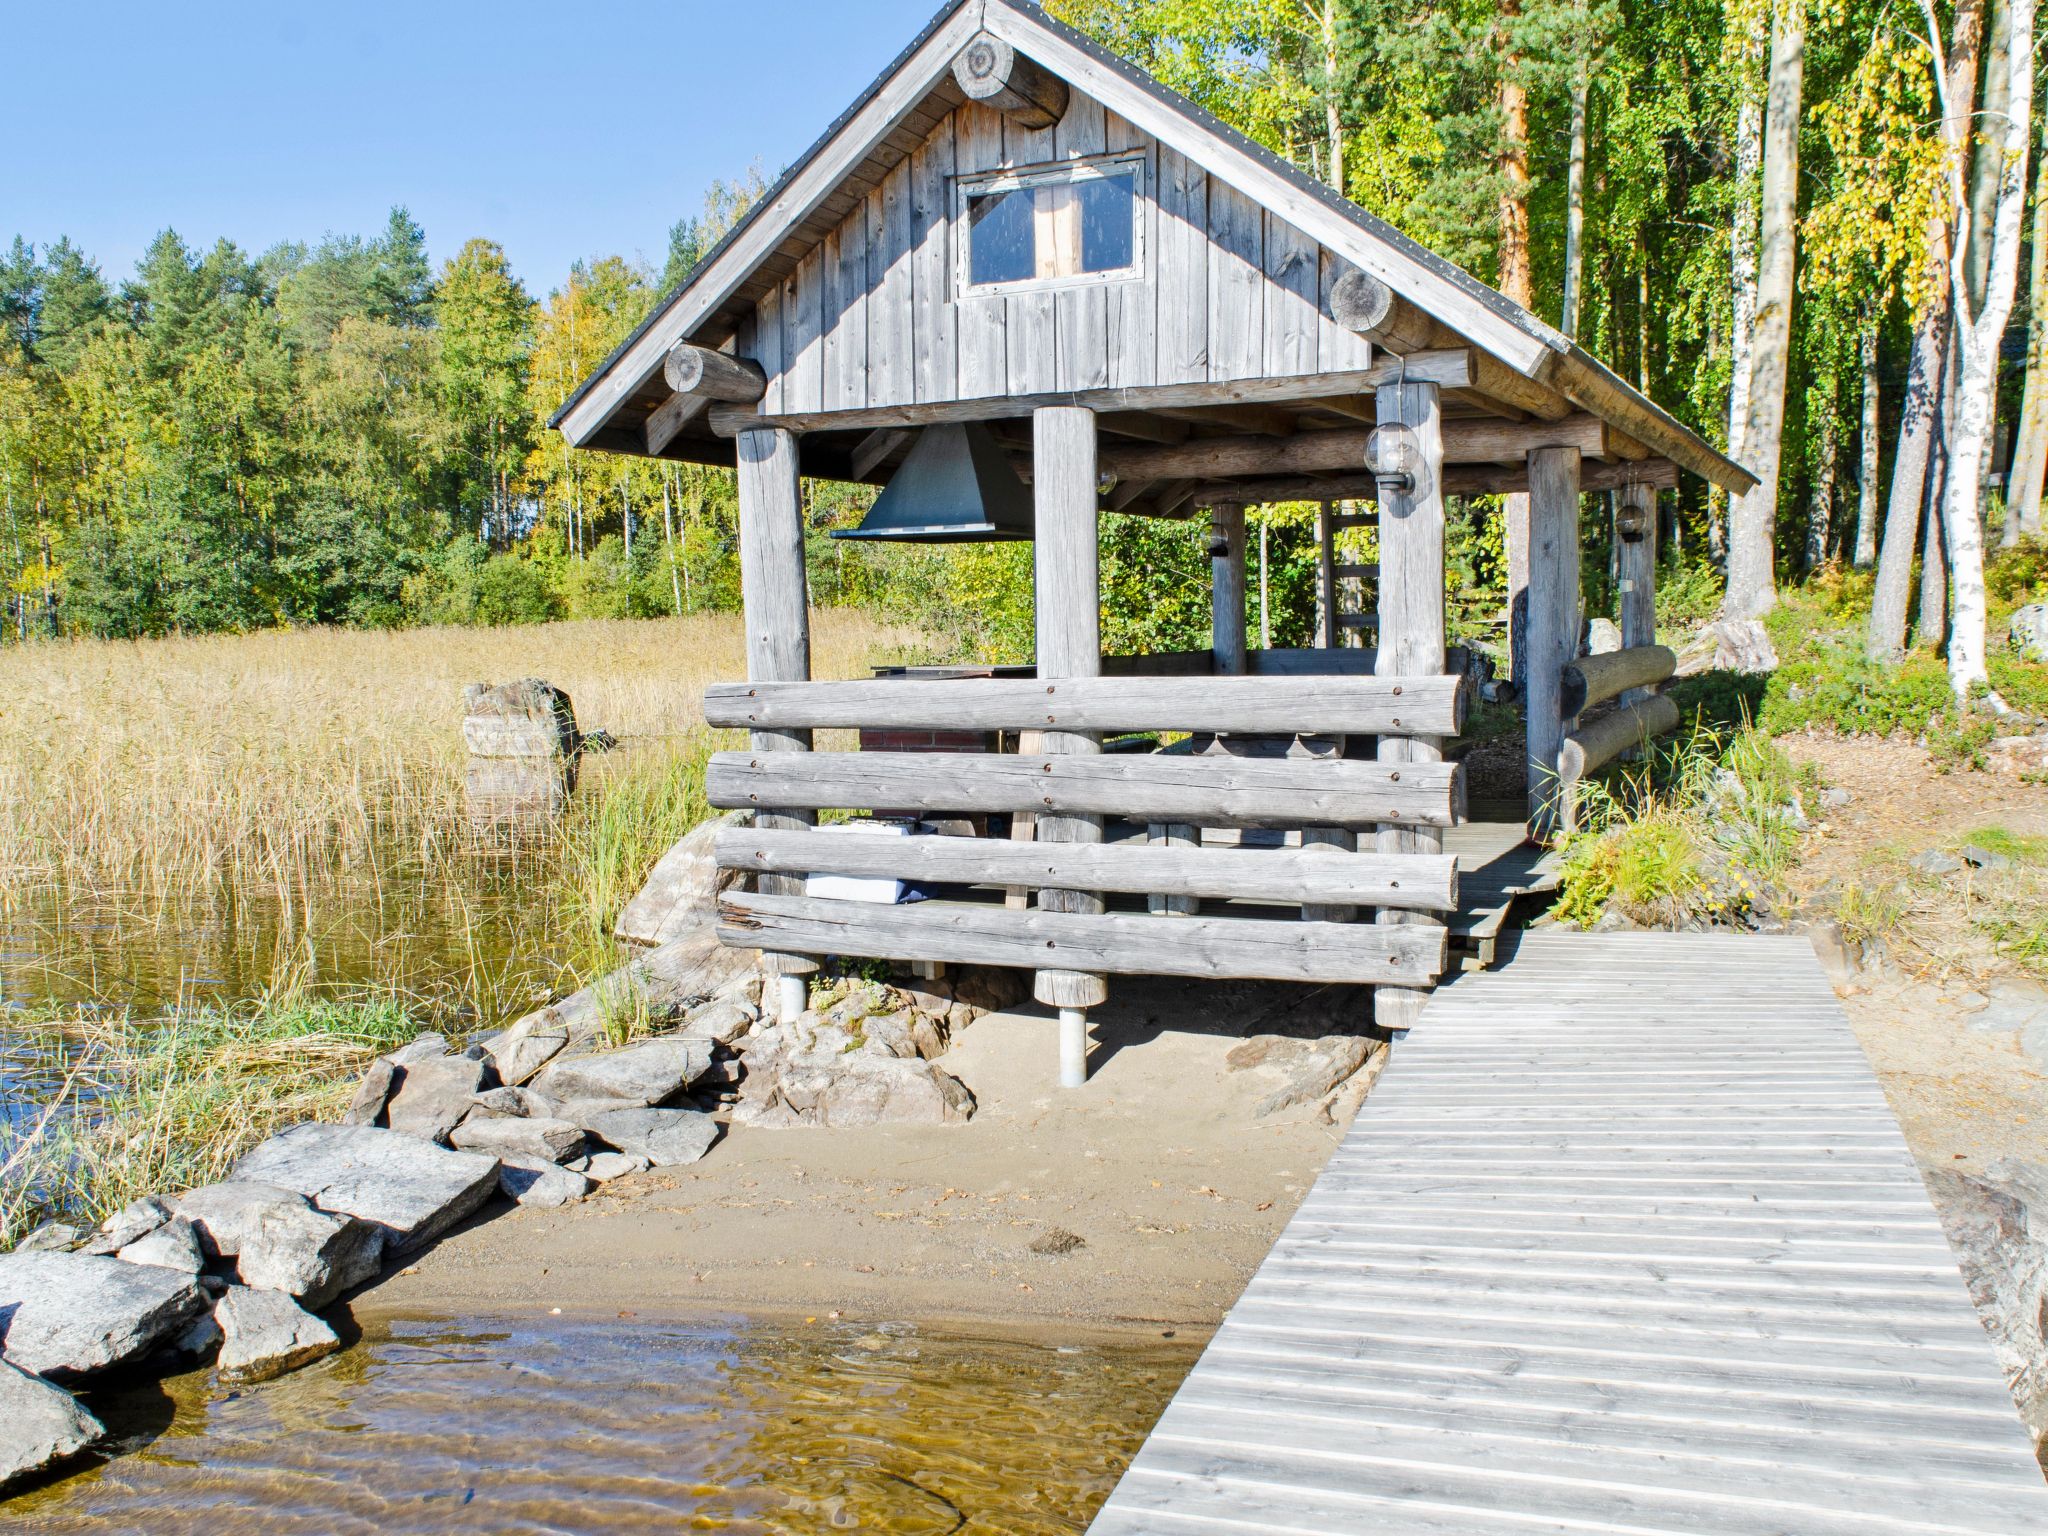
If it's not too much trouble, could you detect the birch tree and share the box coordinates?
[2005,129,2048,541]
[1932,0,2034,701]
[1723,0,1806,620]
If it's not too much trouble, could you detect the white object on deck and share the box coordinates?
[803,818,921,905]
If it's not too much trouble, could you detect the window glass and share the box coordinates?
[1077,172,1135,274]
[962,159,1141,291]
[967,186,1037,287]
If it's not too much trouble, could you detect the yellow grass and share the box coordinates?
[0,611,927,903]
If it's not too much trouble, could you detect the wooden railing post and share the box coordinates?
[1210,502,1247,676]
[1526,446,1584,838]
[1032,406,1108,1086]
[736,425,819,1023]
[1373,378,1448,1033]
[1616,481,1659,705]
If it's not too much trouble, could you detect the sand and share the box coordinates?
[366,975,1382,1338]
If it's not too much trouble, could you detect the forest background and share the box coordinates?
[3,0,2043,697]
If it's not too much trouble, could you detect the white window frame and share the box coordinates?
[953,152,1148,298]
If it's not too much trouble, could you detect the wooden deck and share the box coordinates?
[1090,931,2048,1534]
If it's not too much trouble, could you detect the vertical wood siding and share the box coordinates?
[747,89,1373,414]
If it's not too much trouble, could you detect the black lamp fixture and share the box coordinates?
[832,423,1035,543]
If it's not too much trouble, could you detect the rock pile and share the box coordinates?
[1925,1159,2048,1449]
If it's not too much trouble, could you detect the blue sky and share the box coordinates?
[7,0,949,293]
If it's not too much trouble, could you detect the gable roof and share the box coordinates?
[552,0,1753,494]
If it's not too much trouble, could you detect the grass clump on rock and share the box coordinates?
[1552,722,1815,932]
[1,995,426,1249]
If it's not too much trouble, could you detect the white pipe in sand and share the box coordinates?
[1059,1008,1090,1088]
[776,974,808,1026]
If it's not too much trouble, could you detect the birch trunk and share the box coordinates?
[1562,45,1590,337]
[1723,0,1805,620]
[1940,0,2035,699]
[1724,82,1764,524]
[1870,0,1984,657]
[1809,408,1838,570]
[1321,0,1345,196]
[1853,310,1881,566]
[2005,124,2048,541]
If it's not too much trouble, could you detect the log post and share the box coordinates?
[1210,502,1247,675]
[1616,481,1659,705]
[1373,378,1448,1033]
[736,427,820,1024]
[1032,406,1107,1086]
[1526,446,1583,838]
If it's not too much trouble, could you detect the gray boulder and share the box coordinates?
[384,1055,490,1144]
[17,1223,81,1254]
[764,1052,976,1128]
[1585,616,1623,655]
[681,1000,755,1046]
[388,1033,451,1067]
[469,1085,555,1118]
[496,1156,592,1208]
[1925,1161,2048,1445]
[171,1181,384,1307]
[616,812,746,949]
[1909,850,1965,877]
[81,1196,172,1256]
[2010,603,2048,664]
[462,678,580,760]
[449,1115,587,1164]
[1674,617,1779,676]
[482,1010,570,1087]
[342,1057,399,1127]
[1226,1034,1376,1116]
[231,1123,499,1254]
[115,1215,206,1275]
[0,1358,101,1491]
[531,1037,712,1109]
[0,1251,207,1380]
[214,1287,340,1385]
[578,1152,650,1183]
[578,1107,720,1167]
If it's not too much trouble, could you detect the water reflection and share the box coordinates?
[10,1313,1189,1534]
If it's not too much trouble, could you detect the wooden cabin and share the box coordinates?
[553,0,1754,1080]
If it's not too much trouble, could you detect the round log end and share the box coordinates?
[953,33,1019,100]
[664,342,709,396]
[1328,267,1396,333]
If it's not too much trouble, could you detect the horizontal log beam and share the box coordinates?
[708,363,1450,437]
[1329,267,1573,422]
[644,389,708,456]
[953,31,1070,130]
[664,343,768,402]
[1186,456,1679,508]
[715,828,1461,912]
[703,673,1468,736]
[1096,413,1605,485]
[718,893,1449,986]
[1562,645,1678,718]
[1560,693,1683,784]
[706,750,1465,830]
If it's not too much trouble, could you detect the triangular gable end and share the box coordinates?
[553,0,1752,496]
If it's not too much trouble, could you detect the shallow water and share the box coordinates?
[9,1312,1191,1534]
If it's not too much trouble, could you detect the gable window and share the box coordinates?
[957,154,1145,294]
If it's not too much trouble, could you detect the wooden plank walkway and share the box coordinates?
[1090,931,2048,1535]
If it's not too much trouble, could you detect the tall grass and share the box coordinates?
[1,995,423,1247]
[1551,719,1814,929]
[0,612,924,1018]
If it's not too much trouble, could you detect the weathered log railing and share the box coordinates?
[702,671,1470,1075]
[1553,643,1682,833]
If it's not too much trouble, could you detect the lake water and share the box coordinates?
[8,1312,1191,1533]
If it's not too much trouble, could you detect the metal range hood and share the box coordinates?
[832,423,1034,543]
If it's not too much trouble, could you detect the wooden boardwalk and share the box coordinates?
[1090,931,2048,1534]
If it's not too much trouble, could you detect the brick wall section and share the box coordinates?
[860,728,995,754]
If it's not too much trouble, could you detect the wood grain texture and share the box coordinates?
[1033,405,1107,1007]
[866,161,915,407]
[1210,503,1247,675]
[734,426,817,978]
[718,892,1447,985]
[1088,931,2048,1535]
[953,102,1009,399]
[1561,693,1682,783]
[1617,481,1660,705]
[705,749,1463,829]
[1524,445,1582,833]
[714,827,1460,911]
[701,672,1468,736]
[1563,644,1677,717]
[1207,180,1266,381]
[909,117,958,404]
[1374,377,1449,1031]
